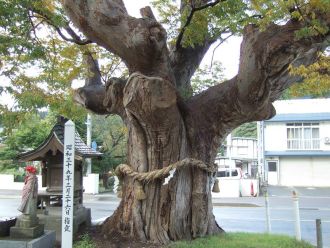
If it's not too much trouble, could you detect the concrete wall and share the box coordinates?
[83,173,99,194]
[212,179,241,198]
[211,178,259,198]
[264,122,287,151]
[240,179,259,197]
[0,175,43,190]
[0,174,100,193]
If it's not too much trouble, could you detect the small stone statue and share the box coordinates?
[18,166,38,216]
[11,165,44,238]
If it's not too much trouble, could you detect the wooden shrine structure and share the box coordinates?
[18,116,102,242]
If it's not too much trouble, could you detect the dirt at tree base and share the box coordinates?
[76,226,164,248]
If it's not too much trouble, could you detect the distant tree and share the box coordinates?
[233,122,257,138]
[0,113,54,173]
[287,52,330,98]
[0,111,91,178]
[91,115,127,188]
[191,61,225,94]
[3,113,54,152]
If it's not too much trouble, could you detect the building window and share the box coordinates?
[268,161,277,172]
[287,123,320,150]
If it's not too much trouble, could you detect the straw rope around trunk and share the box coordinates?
[114,158,220,200]
[115,158,216,182]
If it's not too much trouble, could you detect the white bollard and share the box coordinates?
[292,190,301,241]
[86,114,92,175]
[265,190,271,233]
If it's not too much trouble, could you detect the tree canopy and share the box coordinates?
[0,0,329,124]
[288,51,330,98]
[0,0,126,128]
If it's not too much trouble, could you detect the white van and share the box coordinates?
[213,167,259,197]
[216,168,243,179]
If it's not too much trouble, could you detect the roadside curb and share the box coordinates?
[0,195,21,199]
[213,203,261,208]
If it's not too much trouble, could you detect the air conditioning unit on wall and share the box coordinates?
[324,137,330,144]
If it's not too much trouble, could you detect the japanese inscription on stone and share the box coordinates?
[61,120,75,248]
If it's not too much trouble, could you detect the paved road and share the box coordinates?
[0,197,20,220]
[84,199,119,223]
[212,186,330,247]
[1,187,329,247]
[214,206,330,247]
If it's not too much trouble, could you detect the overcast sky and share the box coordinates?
[0,0,241,107]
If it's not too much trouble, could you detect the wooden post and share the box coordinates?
[86,114,92,175]
[316,219,323,248]
[61,120,75,248]
[292,190,301,241]
[264,189,271,233]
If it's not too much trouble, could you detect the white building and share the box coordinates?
[215,135,258,178]
[261,98,330,187]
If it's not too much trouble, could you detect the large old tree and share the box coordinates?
[1,0,329,244]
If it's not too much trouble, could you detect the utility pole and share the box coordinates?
[226,133,235,176]
[257,121,265,184]
[86,114,92,175]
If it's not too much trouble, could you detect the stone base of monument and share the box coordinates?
[0,230,56,248]
[10,214,44,239]
[38,206,91,243]
[10,224,44,239]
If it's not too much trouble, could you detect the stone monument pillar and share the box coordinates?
[10,165,44,238]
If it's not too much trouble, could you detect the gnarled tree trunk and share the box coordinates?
[62,0,330,244]
[101,73,221,244]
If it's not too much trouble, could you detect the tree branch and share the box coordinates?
[210,32,232,68]
[73,76,128,117]
[176,0,224,49]
[236,20,329,104]
[170,42,213,94]
[84,52,103,86]
[50,23,93,45]
[74,84,108,114]
[170,25,231,94]
[183,13,330,158]
[62,0,172,78]
[30,8,93,45]
[170,11,258,94]
[63,25,93,45]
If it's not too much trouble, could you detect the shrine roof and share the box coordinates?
[18,117,102,162]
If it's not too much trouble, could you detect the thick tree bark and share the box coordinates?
[170,42,213,96]
[100,73,221,244]
[63,0,330,244]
